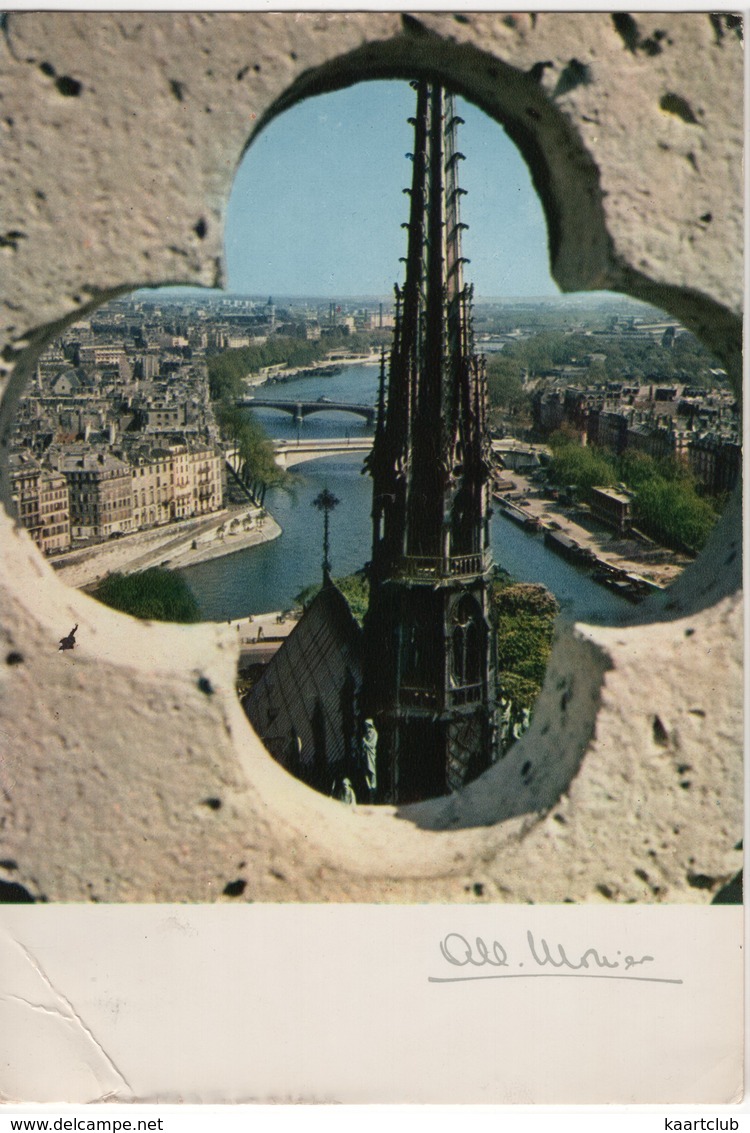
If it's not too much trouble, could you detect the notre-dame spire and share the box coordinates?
[362,81,497,805]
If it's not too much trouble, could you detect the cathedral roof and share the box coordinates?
[242,584,363,795]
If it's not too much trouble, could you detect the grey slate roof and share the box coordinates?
[242,584,364,798]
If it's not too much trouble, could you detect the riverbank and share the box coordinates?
[244,352,380,389]
[51,504,282,590]
[495,470,693,589]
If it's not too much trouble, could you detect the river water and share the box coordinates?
[181,362,631,623]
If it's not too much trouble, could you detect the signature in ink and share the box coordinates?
[431,930,677,983]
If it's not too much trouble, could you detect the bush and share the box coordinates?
[496,612,555,685]
[93,568,201,623]
[497,672,541,714]
[335,572,369,626]
[493,582,560,618]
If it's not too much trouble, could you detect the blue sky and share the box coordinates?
[224,80,559,300]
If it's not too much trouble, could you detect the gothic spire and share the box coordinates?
[361,80,497,805]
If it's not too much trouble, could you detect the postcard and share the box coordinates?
[0,8,743,1109]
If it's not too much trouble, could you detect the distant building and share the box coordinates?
[9,454,43,546]
[49,368,90,397]
[131,451,174,528]
[590,486,633,535]
[689,434,741,495]
[77,343,126,368]
[534,381,739,494]
[130,443,223,528]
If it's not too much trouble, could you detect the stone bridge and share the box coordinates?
[226,437,373,472]
[238,397,377,424]
[273,437,373,468]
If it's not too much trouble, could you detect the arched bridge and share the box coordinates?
[237,397,376,424]
[272,438,373,468]
[226,437,373,471]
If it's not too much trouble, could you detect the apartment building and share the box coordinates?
[60,452,134,540]
[9,453,71,554]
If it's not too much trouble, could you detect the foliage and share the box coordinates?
[633,477,718,554]
[497,672,542,714]
[493,326,720,387]
[215,402,286,493]
[492,579,558,731]
[485,355,529,416]
[208,337,326,401]
[495,612,555,686]
[335,572,370,626]
[547,437,618,494]
[546,435,719,553]
[296,571,370,627]
[93,568,200,623]
[492,581,560,619]
[618,449,692,488]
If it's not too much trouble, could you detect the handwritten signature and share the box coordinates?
[429,931,682,984]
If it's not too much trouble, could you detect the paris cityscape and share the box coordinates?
[7,82,738,808]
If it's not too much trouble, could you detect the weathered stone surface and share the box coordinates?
[0,12,742,903]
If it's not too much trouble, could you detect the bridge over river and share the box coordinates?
[272,438,373,468]
[228,431,547,471]
[237,397,376,424]
[226,437,373,473]
[269,437,545,468]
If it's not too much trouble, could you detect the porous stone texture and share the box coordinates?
[0,12,742,903]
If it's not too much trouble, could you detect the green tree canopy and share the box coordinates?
[546,435,720,552]
[93,568,200,623]
[215,402,286,492]
[634,477,718,554]
[548,437,618,494]
[492,578,559,714]
[485,354,529,416]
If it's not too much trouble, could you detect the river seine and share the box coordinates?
[180,362,631,622]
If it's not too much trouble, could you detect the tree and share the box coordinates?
[215,402,287,498]
[633,477,718,553]
[548,439,618,496]
[548,434,720,553]
[93,568,201,623]
[491,579,559,752]
[295,571,369,626]
[485,355,529,416]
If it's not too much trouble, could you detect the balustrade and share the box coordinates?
[400,550,490,580]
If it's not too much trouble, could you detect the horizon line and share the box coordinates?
[131,288,653,307]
